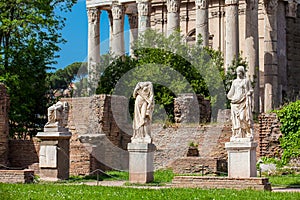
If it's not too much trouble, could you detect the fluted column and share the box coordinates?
[128,13,138,56]
[195,0,209,46]
[225,0,239,70]
[245,0,259,113]
[166,0,180,36]
[87,7,101,95]
[264,0,278,112]
[111,3,125,57]
[137,0,151,35]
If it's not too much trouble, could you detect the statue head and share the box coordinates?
[236,66,245,78]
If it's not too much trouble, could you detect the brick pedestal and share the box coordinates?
[128,143,156,184]
[225,140,258,178]
[36,131,71,180]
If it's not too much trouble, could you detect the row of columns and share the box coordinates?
[86,0,297,112]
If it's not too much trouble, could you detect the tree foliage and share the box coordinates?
[0,0,76,138]
[97,30,228,121]
[274,100,300,165]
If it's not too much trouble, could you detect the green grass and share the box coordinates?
[1,183,300,200]
[268,174,300,187]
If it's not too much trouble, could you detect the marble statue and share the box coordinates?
[46,101,69,128]
[132,82,154,144]
[227,66,254,140]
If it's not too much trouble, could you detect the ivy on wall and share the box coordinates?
[274,100,300,165]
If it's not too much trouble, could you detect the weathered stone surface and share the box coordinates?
[174,94,211,124]
[0,83,9,168]
[225,141,258,178]
[128,143,156,183]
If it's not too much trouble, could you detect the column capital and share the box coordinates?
[286,0,298,18]
[264,0,278,14]
[111,3,125,20]
[87,7,101,24]
[195,0,208,9]
[225,0,239,5]
[137,0,151,16]
[167,0,180,13]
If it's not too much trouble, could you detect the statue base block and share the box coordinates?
[36,131,71,180]
[225,141,257,178]
[127,143,156,184]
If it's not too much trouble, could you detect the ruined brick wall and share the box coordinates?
[174,94,211,124]
[258,113,283,158]
[0,83,9,168]
[0,169,34,183]
[61,95,131,175]
[8,139,39,171]
[286,5,300,101]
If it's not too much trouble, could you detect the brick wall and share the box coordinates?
[61,95,131,175]
[258,113,283,158]
[0,169,34,183]
[0,83,9,168]
[8,139,40,171]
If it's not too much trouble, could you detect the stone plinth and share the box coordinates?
[36,131,71,181]
[127,143,156,184]
[225,140,258,178]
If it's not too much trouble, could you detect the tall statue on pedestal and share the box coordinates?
[131,82,154,144]
[227,66,254,141]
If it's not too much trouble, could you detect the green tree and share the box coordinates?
[97,30,227,121]
[0,0,76,138]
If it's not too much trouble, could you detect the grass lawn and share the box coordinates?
[1,183,300,200]
[1,170,300,200]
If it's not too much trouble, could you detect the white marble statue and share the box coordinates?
[46,101,69,128]
[132,82,154,144]
[227,66,254,141]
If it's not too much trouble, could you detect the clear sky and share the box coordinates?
[54,0,130,70]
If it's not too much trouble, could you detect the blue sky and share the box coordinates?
[54,1,130,70]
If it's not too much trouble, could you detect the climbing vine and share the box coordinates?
[274,100,300,165]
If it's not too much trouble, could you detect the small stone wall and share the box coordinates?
[61,95,131,175]
[167,157,227,174]
[8,139,40,172]
[0,169,34,183]
[258,113,283,158]
[174,94,211,123]
[0,83,9,168]
[172,176,271,190]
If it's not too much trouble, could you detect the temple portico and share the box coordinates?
[86,0,300,113]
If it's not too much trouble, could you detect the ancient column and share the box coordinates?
[245,0,259,113]
[225,0,239,70]
[111,3,125,57]
[128,12,138,56]
[264,0,278,112]
[166,0,180,36]
[137,0,151,35]
[195,0,209,46]
[87,7,100,95]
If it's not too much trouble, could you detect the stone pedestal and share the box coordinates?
[37,130,71,181]
[127,143,156,183]
[225,139,257,178]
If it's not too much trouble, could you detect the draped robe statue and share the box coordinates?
[227,66,254,140]
[131,82,154,144]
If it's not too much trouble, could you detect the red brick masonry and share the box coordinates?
[0,169,34,183]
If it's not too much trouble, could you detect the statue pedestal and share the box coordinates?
[225,139,257,178]
[127,143,156,184]
[36,130,71,181]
